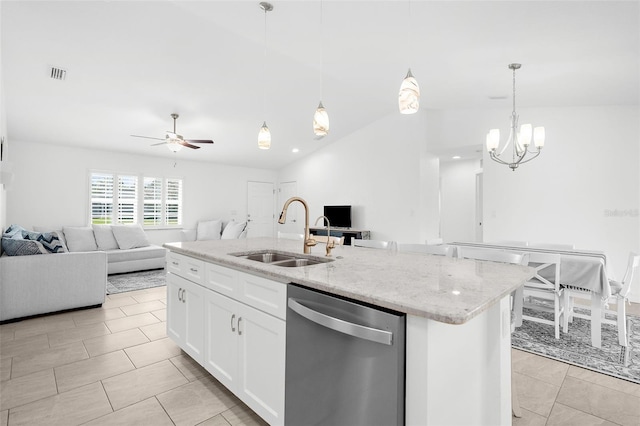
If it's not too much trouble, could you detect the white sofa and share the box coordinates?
[181,219,247,242]
[0,251,107,322]
[0,223,166,322]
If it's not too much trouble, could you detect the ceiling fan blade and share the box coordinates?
[131,134,165,141]
[151,142,168,146]
[185,139,214,144]
[178,140,200,149]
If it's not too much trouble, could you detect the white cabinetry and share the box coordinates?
[167,251,285,426]
[167,274,205,363]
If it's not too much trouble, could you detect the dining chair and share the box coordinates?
[352,239,390,249]
[277,231,304,240]
[455,245,526,418]
[521,253,566,339]
[563,252,639,346]
[398,243,455,257]
[528,242,575,250]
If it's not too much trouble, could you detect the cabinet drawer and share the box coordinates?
[238,271,287,320]
[167,252,204,284]
[204,262,239,298]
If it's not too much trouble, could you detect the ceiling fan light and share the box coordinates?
[167,141,182,153]
[258,121,271,150]
[313,101,329,137]
[399,68,420,114]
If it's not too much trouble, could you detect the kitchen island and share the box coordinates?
[164,237,534,426]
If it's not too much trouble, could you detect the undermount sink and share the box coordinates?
[231,250,334,267]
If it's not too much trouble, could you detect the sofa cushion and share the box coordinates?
[22,230,67,253]
[111,224,150,249]
[106,245,166,263]
[197,219,222,241]
[221,221,247,240]
[1,237,47,256]
[63,226,98,252]
[93,225,120,250]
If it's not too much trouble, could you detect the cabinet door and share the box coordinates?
[237,303,286,426]
[166,274,186,345]
[204,290,239,390]
[182,279,205,363]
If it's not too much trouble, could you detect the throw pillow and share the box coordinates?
[22,230,67,253]
[3,224,26,238]
[221,221,247,240]
[93,225,120,250]
[1,237,47,256]
[33,226,69,252]
[111,224,150,249]
[197,219,222,241]
[63,226,98,252]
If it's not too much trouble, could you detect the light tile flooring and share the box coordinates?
[0,287,639,426]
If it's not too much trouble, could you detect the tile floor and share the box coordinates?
[1,286,639,426]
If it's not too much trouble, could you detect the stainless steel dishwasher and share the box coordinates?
[285,284,405,426]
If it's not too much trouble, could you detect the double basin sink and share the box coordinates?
[231,250,334,268]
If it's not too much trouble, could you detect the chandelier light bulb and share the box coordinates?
[258,121,271,150]
[486,129,500,151]
[534,127,545,148]
[313,101,329,137]
[398,68,420,114]
[519,124,532,146]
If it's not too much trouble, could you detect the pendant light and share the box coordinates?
[313,0,329,138]
[258,2,273,150]
[398,1,420,114]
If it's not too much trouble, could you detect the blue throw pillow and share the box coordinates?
[22,230,67,253]
[1,237,47,256]
[3,224,26,239]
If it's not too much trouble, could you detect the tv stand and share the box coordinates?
[309,227,370,246]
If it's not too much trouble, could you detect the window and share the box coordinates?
[90,172,182,227]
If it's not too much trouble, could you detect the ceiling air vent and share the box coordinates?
[49,66,67,81]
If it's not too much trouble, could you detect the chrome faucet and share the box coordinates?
[314,215,336,257]
[278,197,316,254]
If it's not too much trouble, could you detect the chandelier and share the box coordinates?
[486,63,545,171]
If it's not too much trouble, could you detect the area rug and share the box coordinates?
[512,308,640,384]
[106,269,166,295]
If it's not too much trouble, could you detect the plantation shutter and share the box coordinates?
[165,178,182,226]
[143,177,162,226]
[90,173,114,224]
[117,175,138,224]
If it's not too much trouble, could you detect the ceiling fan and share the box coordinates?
[130,113,214,152]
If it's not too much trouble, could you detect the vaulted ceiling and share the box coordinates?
[2,1,638,169]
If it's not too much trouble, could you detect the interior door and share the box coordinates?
[277,181,301,234]
[247,181,274,238]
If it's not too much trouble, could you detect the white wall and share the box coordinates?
[278,111,438,243]
[6,140,276,244]
[440,159,479,243]
[481,105,640,301]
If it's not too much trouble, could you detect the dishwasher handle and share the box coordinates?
[288,298,393,345]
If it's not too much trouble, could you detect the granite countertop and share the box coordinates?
[164,237,534,325]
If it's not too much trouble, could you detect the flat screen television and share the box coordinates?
[323,205,352,228]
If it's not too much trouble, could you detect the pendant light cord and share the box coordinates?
[263,7,267,119]
[320,0,324,101]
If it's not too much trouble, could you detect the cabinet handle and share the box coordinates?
[190,267,198,273]
[231,314,236,332]
[238,317,243,335]
[172,261,179,266]
[178,288,183,302]
[182,290,186,303]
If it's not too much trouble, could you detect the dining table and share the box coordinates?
[451,242,610,348]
